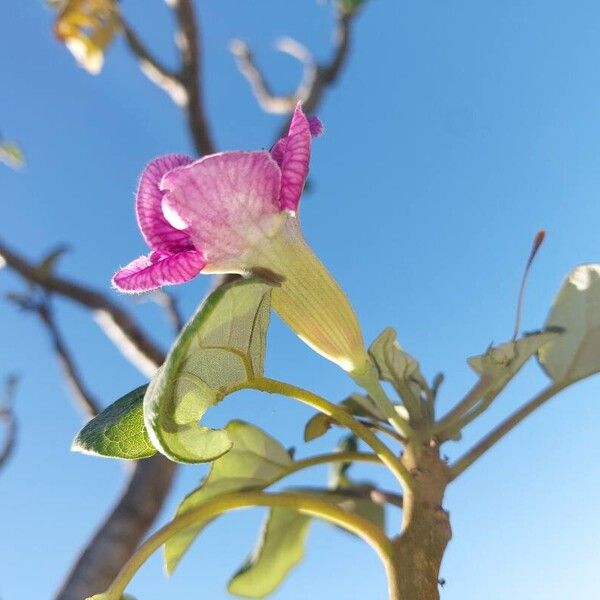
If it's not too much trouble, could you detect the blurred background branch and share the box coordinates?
[0,374,19,473]
[230,11,355,117]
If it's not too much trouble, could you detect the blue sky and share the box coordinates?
[1,1,600,598]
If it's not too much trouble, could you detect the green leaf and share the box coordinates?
[328,434,358,489]
[165,420,293,574]
[228,487,384,598]
[368,327,428,415]
[166,421,385,592]
[469,331,558,394]
[144,279,272,464]
[0,142,25,169]
[72,385,156,460]
[303,393,382,442]
[538,265,600,385]
[228,507,311,598]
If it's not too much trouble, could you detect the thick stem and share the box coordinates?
[389,444,451,600]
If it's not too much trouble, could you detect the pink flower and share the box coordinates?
[114,105,370,374]
[113,105,322,292]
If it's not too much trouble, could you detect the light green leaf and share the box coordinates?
[228,507,311,598]
[538,264,600,385]
[0,142,25,169]
[165,420,292,574]
[228,486,384,598]
[368,327,428,415]
[469,331,558,394]
[328,434,358,489]
[144,279,272,464]
[72,385,156,459]
[303,393,382,442]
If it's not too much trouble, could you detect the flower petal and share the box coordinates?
[307,115,324,137]
[112,250,205,293]
[277,104,312,212]
[270,112,322,168]
[161,151,282,265]
[136,154,194,252]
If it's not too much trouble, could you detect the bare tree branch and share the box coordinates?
[231,11,354,116]
[172,0,216,155]
[0,374,18,472]
[0,239,164,377]
[147,289,185,334]
[40,302,102,419]
[54,455,177,600]
[122,20,187,106]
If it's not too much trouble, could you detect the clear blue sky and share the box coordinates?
[1,1,600,599]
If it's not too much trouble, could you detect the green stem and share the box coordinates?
[352,367,414,439]
[433,375,491,439]
[284,450,382,477]
[357,419,407,444]
[449,382,565,480]
[251,377,413,490]
[96,491,394,600]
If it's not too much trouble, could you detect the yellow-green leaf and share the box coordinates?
[228,507,311,598]
[228,487,384,598]
[0,142,25,169]
[164,420,292,574]
[54,0,121,74]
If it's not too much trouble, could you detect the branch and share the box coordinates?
[146,289,185,334]
[337,486,403,509]
[0,239,164,377]
[433,375,492,441]
[0,291,174,599]
[172,0,216,155]
[54,454,177,600]
[36,301,102,419]
[122,20,187,106]
[231,12,354,116]
[449,383,565,480]
[0,374,18,472]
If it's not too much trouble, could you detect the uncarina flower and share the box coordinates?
[113,105,370,375]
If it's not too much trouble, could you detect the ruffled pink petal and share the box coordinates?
[136,154,193,252]
[112,249,205,293]
[161,151,282,264]
[277,104,312,211]
[307,115,324,137]
[270,112,323,167]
